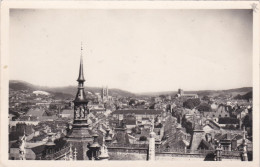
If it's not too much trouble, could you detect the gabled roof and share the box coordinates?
[61,109,73,115]
[232,134,243,141]
[18,115,38,121]
[26,108,47,117]
[181,140,190,146]
[198,139,214,150]
[31,134,48,142]
[125,119,136,125]
[113,109,163,115]
[31,145,46,154]
[112,131,130,144]
[214,133,237,141]
[193,124,203,131]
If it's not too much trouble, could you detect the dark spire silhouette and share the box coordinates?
[77,43,85,82]
[74,43,87,102]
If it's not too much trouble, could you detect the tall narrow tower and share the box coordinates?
[66,45,93,160]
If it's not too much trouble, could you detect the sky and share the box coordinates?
[9,9,252,93]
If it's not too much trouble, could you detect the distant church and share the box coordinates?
[176,88,198,99]
[101,86,112,102]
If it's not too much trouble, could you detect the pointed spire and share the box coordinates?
[77,42,85,82]
[74,148,77,160]
[69,145,73,161]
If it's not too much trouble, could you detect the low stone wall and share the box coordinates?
[155,152,205,161]
[107,147,242,161]
[108,147,148,160]
[108,152,147,160]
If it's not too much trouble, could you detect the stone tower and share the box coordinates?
[65,45,93,160]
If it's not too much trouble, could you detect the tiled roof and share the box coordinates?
[18,115,38,121]
[112,131,130,144]
[61,109,73,115]
[198,139,214,150]
[125,119,136,125]
[113,109,163,115]
[31,134,48,142]
[31,145,46,154]
[26,108,47,117]
[218,117,239,124]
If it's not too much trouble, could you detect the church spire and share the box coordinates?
[77,43,85,82]
[74,43,87,102]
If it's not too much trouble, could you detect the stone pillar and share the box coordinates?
[19,133,26,160]
[148,117,155,161]
[89,132,101,160]
[148,132,156,161]
[69,146,74,161]
[74,148,77,160]
[215,142,222,161]
[241,127,248,161]
[99,136,109,161]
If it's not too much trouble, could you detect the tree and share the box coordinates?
[139,136,147,141]
[197,103,212,112]
[181,117,193,135]
[131,127,137,134]
[202,96,210,101]
[149,103,155,109]
[159,95,166,99]
[129,99,136,106]
[183,98,201,109]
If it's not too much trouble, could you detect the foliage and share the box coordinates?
[183,98,201,109]
[242,115,252,127]
[197,103,212,112]
[49,104,58,110]
[159,95,166,99]
[181,117,193,135]
[139,136,147,141]
[149,103,155,109]
[202,96,210,101]
[129,99,137,106]
[234,91,252,101]
[218,117,239,124]
[155,123,163,128]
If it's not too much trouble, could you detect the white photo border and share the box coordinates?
[1,1,259,167]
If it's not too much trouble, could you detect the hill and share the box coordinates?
[9,80,252,99]
[137,87,252,97]
[234,91,252,101]
[9,80,135,99]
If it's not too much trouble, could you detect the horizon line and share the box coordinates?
[9,79,253,95]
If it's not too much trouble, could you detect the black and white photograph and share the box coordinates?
[0,1,259,165]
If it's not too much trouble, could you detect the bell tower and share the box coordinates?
[66,44,93,160]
